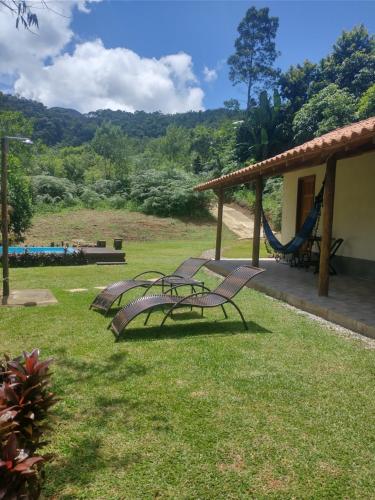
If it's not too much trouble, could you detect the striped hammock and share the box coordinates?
[262,184,324,255]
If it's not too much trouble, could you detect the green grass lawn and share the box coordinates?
[222,238,270,259]
[1,236,374,498]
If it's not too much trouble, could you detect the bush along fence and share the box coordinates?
[9,249,88,268]
[0,349,57,499]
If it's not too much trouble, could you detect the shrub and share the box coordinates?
[108,195,127,209]
[31,175,77,201]
[80,189,103,209]
[232,188,256,211]
[92,179,124,197]
[9,249,88,267]
[130,169,211,217]
[0,350,57,499]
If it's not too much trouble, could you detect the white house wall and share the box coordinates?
[281,150,375,262]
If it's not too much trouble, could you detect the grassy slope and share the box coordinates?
[25,208,269,259]
[1,230,374,498]
[25,209,225,244]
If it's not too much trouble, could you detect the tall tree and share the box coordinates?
[278,60,318,113]
[227,6,279,111]
[292,84,358,144]
[319,25,375,97]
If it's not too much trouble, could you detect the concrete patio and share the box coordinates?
[207,258,375,339]
[0,289,57,307]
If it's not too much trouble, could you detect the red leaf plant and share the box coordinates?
[0,350,57,499]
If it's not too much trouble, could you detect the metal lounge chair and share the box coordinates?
[90,257,211,314]
[110,265,265,339]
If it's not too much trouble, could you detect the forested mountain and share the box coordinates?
[0,92,242,146]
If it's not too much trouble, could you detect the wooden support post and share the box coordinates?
[252,176,262,267]
[318,156,336,296]
[215,188,224,260]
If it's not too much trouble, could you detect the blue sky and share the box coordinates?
[72,0,375,109]
[1,1,374,113]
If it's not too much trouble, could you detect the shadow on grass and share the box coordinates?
[45,431,142,495]
[46,353,147,494]
[115,318,272,343]
[53,348,147,387]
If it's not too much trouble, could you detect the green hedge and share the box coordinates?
[8,250,87,267]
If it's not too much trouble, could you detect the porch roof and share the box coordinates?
[194,116,375,191]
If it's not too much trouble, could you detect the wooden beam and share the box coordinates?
[318,156,337,296]
[215,188,224,260]
[252,176,262,267]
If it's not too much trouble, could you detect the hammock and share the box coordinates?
[262,183,324,256]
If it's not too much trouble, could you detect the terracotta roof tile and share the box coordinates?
[195,117,375,191]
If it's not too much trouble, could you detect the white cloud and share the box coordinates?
[203,66,218,83]
[0,0,204,113]
[14,40,204,113]
[0,1,76,77]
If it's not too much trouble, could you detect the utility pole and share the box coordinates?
[1,137,9,299]
[1,137,33,300]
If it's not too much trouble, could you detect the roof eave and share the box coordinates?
[194,129,375,192]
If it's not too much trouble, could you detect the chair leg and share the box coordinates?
[236,307,248,331]
[161,305,180,326]
[144,309,153,325]
[227,300,248,331]
[190,286,195,310]
[221,304,228,319]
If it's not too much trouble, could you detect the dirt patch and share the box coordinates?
[190,390,208,398]
[218,453,246,473]
[254,465,291,493]
[227,202,253,218]
[210,203,260,239]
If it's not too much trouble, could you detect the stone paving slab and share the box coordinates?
[207,259,375,339]
[0,289,58,307]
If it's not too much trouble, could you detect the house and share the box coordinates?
[281,124,375,283]
[195,117,375,296]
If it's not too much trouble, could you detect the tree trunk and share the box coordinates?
[246,80,253,112]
